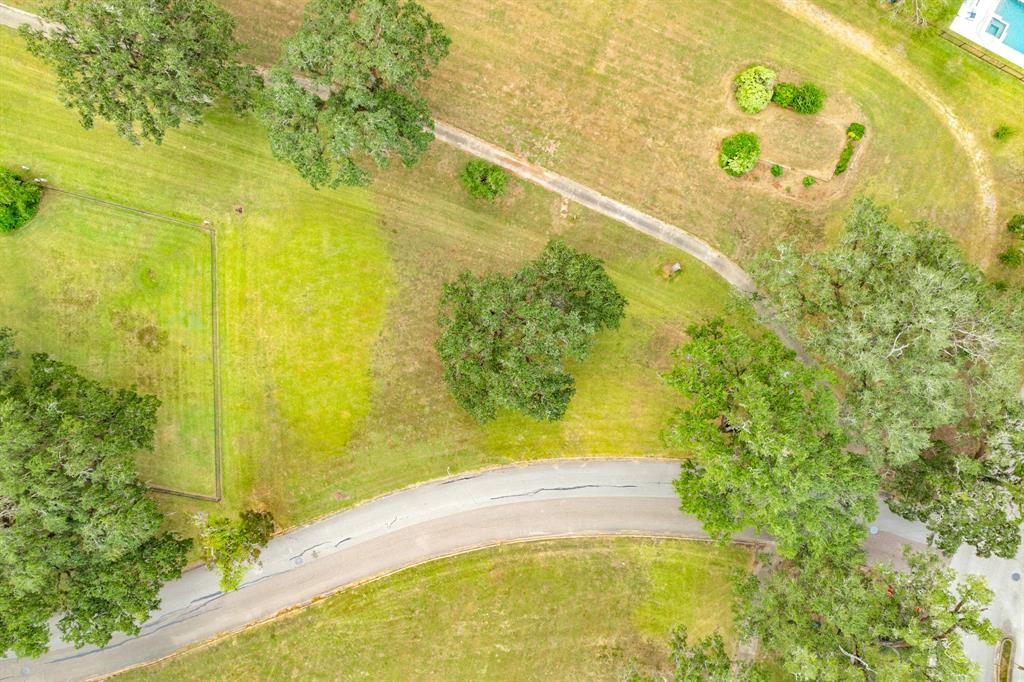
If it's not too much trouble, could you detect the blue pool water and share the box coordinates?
[997,0,1024,53]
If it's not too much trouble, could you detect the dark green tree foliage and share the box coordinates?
[0,169,41,232]
[753,198,1024,557]
[196,509,275,591]
[0,329,190,657]
[665,319,878,559]
[460,159,508,200]
[718,132,760,177]
[261,0,451,188]
[737,549,999,681]
[21,0,257,145]
[436,240,626,422]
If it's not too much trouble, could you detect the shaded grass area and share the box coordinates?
[215,0,992,262]
[118,538,753,681]
[1,29,737,528]
[0,193,216,494]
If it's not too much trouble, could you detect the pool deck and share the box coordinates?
[950,0,1024,68]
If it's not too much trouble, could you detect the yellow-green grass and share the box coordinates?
[0,194,216,494]
[216,0,998,263]
[1,29,737,527]
[117,537,753,681]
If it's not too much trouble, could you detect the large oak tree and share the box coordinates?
[0,329,190,657]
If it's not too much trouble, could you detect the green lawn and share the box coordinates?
[0,28,738,527]
[0,194,216,494]
[215,0,1016,265]
[117,537,754,681]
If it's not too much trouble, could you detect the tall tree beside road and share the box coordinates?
[664,318,878,560]
[0,328,190,657]
[753,197,1024,557]
[261,0,451,188]
[21,0,258,145]
[196,509,276,592]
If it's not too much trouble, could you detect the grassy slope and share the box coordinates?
[118,538,753,681]
[216,0,1008,263]
[1,29,737,526]
[0,194,216,494]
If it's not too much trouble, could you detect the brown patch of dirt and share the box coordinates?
[135,325,168,353]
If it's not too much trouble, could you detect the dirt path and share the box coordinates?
[773,0,1000,265]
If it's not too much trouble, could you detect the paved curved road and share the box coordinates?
[0,459,983,681]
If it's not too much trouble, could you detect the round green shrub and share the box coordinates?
[993,125,1014,140]
[791,82,826,114]
[802,175,816,187]
[771,82,797,108]
[0,168,41,233]
[460,159,508,200]
[846,122,866,140]
[719,132,760,177]
[1008,214,1024,236]
[998,247,1023,268]
[770,164,783,177]
[733,65,777,114]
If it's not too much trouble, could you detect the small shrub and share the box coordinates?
[460,159,508,200]
[790,82,826,114]
[998,247,1023,268]
[802,175,816,187]
[835,142,855,175]
[1008,214,1024,236]
[0,168,41,233]
[847,122,866,140]
[771,82,797,108]
[993,125,1014,140]
[993,280,1009,292]
[719,132,761,177]
[734,65,777,114]
[770,164,783,177]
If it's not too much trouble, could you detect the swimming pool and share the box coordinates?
[996,0,1024,53]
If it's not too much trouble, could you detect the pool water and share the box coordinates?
[997,0,1024,53]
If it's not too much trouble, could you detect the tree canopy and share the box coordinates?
[0,329,190,657]
[628,626,768,682]
[737,549,999,681]
[261,0,451,188]
[196,509,275,592]
[0,169,41,233]
[436,240,626,422]
[753,197,1024,557]
[22,0,258,145]
[664,318,878,560]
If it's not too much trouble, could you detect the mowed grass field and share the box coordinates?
[0,194,217,494]
[0,29,737,527]
[215,0,1017,264]
[117,538,754,681]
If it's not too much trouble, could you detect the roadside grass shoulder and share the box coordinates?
[115,537,753,681]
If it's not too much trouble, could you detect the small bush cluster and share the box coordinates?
[835,122,867,175]
[0,168,41,233]
[998,247,1023,268]
[460,159,508,200]
[802,175,816,187]
[993,125,1014,140]
[772,81,826,114]
[770,164,783,177]
[1008,214,1024,236]
[719,132,761,177]
[734,65,777,114]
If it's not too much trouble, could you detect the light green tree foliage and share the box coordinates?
[0,328,190,657]
[195,510,275,592]
[21,0,258,145]
[718,132,760,177]
[436,240,626,422]
[665,319,878,560]
[733,65,776,114]
[737,549,999,681]
[889,0,958,27]
[261,0,451,188]
[753,197,1024,557]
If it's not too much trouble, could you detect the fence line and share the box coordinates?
[41,185,224,503]
[937,29,1024,83]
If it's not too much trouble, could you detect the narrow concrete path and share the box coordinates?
[773,0,1000,264]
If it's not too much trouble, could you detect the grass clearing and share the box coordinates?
[117,537,753,681]
[0,193,216,494]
